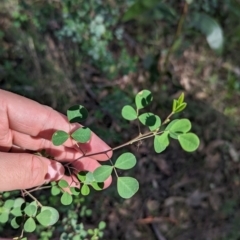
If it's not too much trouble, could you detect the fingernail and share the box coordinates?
[45,161,64,181]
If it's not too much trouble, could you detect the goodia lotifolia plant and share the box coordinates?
[0,90,199,239]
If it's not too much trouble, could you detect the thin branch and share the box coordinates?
[22,189,43,207]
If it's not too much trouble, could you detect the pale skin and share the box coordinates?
[0,90,112,191]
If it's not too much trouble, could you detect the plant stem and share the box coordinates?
[22,189,43,207]
[162,112,174,125]
[164,1,188,71]
[110,159,119,178]
[27,186,51,193]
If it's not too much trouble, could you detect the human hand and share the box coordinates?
[0,90,112,191]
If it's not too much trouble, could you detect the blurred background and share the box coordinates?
[0,0,240,239]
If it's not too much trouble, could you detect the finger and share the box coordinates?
[1,90,113,160]
[11,130,82,161]
[0,152,64,191]
[11,130,112,161]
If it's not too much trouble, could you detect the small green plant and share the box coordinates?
[0,90,199,239]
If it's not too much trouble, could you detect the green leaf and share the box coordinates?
[172,99,177,112]
[115,152,137,170]
[122,0,176,22]
[11,217,21,229]
[91,182,104,191]
[71,127,91,143]
[13,198,25,208]
[138,113,161,131]
[67,105,88,123]
[4,199,14,209]
[178,133,200,152]
[51,185,61,196]
[24,202,37,217]
[117,177,139,199]
[58,179,69,188]
[154,132,169,153]
[84,172,95,184]
[81,184,90,196]
[70,187,80,196]
[38,206,59,226]
[93,165,113,182]
[52,130,69,146]
[177,92,184,105]
[191,12,224,52]
[10,207,22,217]
[61,192,73,205]
[174,103,187,113]
[98,221,106,230]
[0,212,9,223]
[135,90,153,109]
[121,105,138,120]
[24,217,36,232]
[77,171,88,182]
[167,119,191,133]
[169,131,179,140]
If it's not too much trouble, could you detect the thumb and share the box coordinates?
[0,152,64,191]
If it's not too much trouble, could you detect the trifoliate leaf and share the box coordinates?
[52,130,69,146]
[117,177,139,199]
[115,152,136,170]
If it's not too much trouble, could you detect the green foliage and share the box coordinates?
[61,192,73,206]
[67,105,88,123]
[1,90,199,238]
[121,105,138,120]
[138,113,161,131]
[135,89,153,109]
[71,127,91,143]
[93,166,113,182]
[117,177,139,199]
[114,152,137,170]
[154,132,169,153]
[190,12,224,52]
[52,131,69,146]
